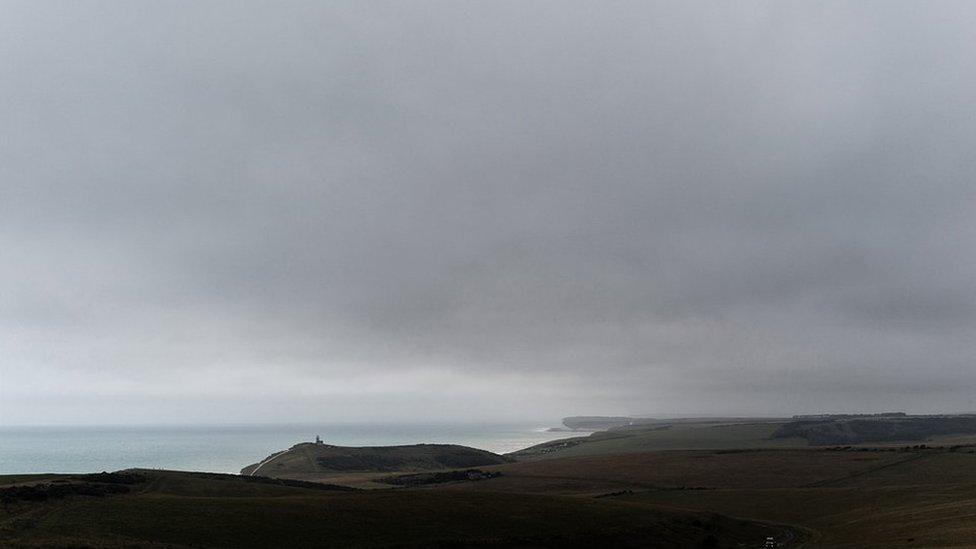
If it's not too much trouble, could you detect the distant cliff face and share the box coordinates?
[241,443,512,477]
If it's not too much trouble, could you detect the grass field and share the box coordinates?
[512,416,976,460]
[0,469,791,548]
[0,475,61,487]
[511,421,807,459]
[441,446,976,547]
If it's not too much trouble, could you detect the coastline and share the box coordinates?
[0,422,579,475]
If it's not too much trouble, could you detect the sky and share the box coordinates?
[2,1,976,425]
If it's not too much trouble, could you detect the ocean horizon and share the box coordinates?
[0,422,575,475]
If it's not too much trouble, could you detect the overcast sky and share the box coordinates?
[2,1,975,425]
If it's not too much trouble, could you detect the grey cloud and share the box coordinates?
[2,1,976,424]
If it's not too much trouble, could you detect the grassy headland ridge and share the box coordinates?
[513,418,801,459]
[514,414,976,459]
[240,442,511,481]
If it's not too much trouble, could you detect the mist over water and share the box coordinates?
[0,422,569,475]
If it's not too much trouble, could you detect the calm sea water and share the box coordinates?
[0,423,573,475]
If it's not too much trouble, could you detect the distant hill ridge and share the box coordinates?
[562,416,658,430]
[560,415,783,431]
[773,415,976,445]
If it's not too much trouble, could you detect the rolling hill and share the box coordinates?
[514,414,976,459]
[0,469,789,548]
[240,442,512,481]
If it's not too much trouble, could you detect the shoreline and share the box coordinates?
[0,422,581,476]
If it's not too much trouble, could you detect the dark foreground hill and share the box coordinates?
[430,444,976,547]
[11,444,976,547]
[240,442,512,478]
[0,469,787,548]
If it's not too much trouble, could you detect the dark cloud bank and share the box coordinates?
[2,1,975,424]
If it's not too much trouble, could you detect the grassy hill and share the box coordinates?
[0,469,789,548]
[240,442,512,483]
[613,447,976,548]
[514,415,976,459]
[511,420,805,459]
[11,435,976,546]
[433,444,976,547]
[771,415,976,445]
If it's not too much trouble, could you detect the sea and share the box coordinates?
[0,422,576,475]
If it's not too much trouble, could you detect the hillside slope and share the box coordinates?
[438,445,976,547]
[241,442,512,478]
[516,415,976,459]
[0,469,790,548]
[511,421,803,459]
